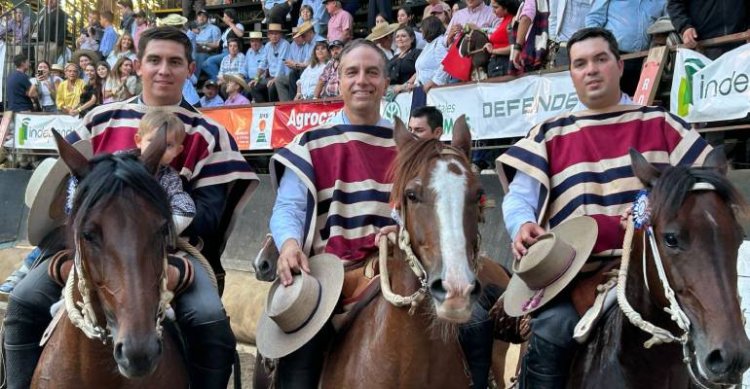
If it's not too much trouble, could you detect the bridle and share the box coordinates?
[618,183,737,389]
[460,28,487,57]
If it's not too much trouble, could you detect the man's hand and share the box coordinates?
[423,80,435,93]
[267,77,276,88]
[682,27,698,49]
[249,79,258,88]
[448,24,462,39]
[512,49,524,70]
[512,222,546,260]
[277,239,310,286]
[619,206,633,230]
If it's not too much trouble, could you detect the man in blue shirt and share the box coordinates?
[194,9,222,78]
[6,54,33,113]
[249,23,290,102]
[244,31,266,83]
[274,22,315,101]
[98,10,119,58]
[198,80,224,107]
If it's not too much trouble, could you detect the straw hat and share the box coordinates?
[293,21,314,39]
[267,23,284,33]
[503,216,598,317]
[25,140,93,246]
[50,64,64,73]
[256,254,344,359]
[366,22,399,42]
[223,73,250,91]
[156,13,188,27]
[71,49,100,65]
[244,31,263,40]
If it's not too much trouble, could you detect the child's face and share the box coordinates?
[135,129,185,166]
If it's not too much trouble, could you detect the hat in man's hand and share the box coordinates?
[503,216,598,317]
[256,254,344,359]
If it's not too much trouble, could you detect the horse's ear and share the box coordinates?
[394,116,416,150]
[629,148,660,187]
[141,123,168,175]
[53,130,90,178]
[702,146,728,176]
[451,115,471,158]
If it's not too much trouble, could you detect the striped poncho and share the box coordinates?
[271,124,397,266]
[498,105,710,255]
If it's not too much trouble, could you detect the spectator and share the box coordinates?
[667,0,748,59]
[408,105,444,139]
[104,57,139,103]
[244,31,266,81]
[99,11,119,58]
[0,9,30,45]
[249,23,290,103]
[325,0,353,43]
[78,10,103,47]
[194,9,222,77]
[50,64,65,85]
[204,10,245,80]
[77,25,100,52]
[413,17,450,94]
[95,61,110,103]
[218,38,248,83]
[264,0,293,25]
[276,21,315,101]
[313,39,343,98]
[508,0,547,74]
[367,0,391,28]
[446,0,499,45]
[199,79,224,107]
[367,22,398,59]
[107,33,138,68]
[132,10,149,50]
[387,26,421,93]
[426,3,452,27]
[295,40,330,99]
[73,50,98,82]
[7,54,33,113]
[375,13,389,26]
[299,4,324,40]
[483,0,518,77]
[452,1,465,15]
[117,0,136,35]
[395,7,426,49]
[223,74,252,106]
[35,0,68,62]
[78,64,99,117]
[548,0,592,67]
[56,63,86,115]
[183,74,201,106]
[586,0,665,95]
[298,0,327,36]
[29,61,60,112]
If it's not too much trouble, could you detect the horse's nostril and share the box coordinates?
[430,279,447,302]
[114,342,125,361]
[260,261,270,272]
[706,349,729,375]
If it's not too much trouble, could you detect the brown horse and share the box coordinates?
[568,148,750,388]
[458,27,491,81]
[31,131,188,388]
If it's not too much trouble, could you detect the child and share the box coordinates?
[134,108,196,234]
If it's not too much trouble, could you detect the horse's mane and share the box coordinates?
[70,153,177,247]
[389,139,470,204]
[650,165,747,222]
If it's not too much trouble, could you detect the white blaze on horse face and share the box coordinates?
[429,159,475,299]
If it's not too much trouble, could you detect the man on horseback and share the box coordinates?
[498,27,711,388]
[4,26,258,389]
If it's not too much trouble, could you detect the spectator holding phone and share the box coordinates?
[29,61,60,112]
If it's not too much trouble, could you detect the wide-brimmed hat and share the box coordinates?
[293,21,314,38]
[244,31,263,40]
[72,49,100,65]
[26,140,93,246]
[223,73,250,91]
[366,22,399,41]
[267,23,284,33]
[503,216,598,317]
[256,254,344,358]
[50,64,64,73]
[156,13,188,27]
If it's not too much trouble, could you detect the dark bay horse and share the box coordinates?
[458,27,490,81]
[569,148,750,388]
[31,131,188,388]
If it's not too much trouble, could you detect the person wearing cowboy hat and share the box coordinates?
[98,10,119,58]
[249,23,289,102]
[222,73,251,106]
[72,49,100,82]
[498,27,712,388]
[204,9,246,80]
[366,22,399,59]
[243,31,266,81]
[274,20,316,101]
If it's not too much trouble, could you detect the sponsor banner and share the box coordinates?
[13,113,83,149]
[272,100,344,148]
[250,106,275,150]
[428,71,578,140]
[671,45,750,122]
[202,107,254,150]
[380,91,413,124]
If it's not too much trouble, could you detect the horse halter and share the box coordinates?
[459,29,487,57]
[64,231,173,344]
[619,183,735,389]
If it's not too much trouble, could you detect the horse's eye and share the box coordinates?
[81,231,97,243]
[663,233,679,248]
[405,190,420,203]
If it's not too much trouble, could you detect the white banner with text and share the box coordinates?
[13,114,83,149]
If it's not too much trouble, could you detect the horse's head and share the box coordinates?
[458,28,490,70]
[631,147,750,385]
[54,129,174,378]
[391,116,481,323]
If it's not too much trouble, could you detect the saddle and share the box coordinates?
[570,259,620,343]
[330,254,382,332]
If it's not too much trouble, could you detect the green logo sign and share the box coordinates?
[17,117,31,146]
[677,58,707,117]
[383,101,401,121]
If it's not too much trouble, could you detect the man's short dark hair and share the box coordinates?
[567,27,621,63]
[421,16,446,42]
[137,26,194,64]
[410,106,443,131]
[13,54,27,68]
[339,38,388,75]
[224,9,237,22]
